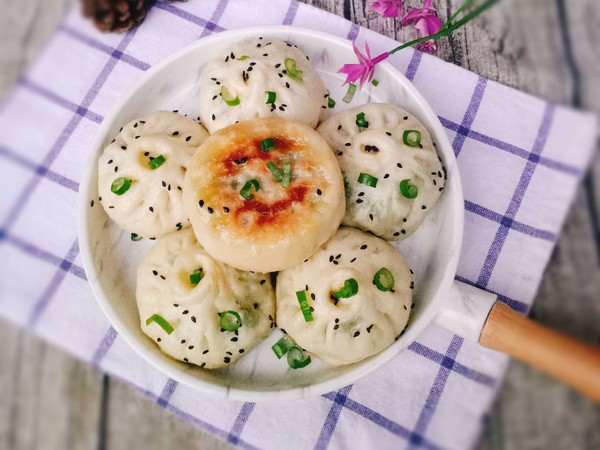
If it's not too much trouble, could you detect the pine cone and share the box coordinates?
[82,0,149,33]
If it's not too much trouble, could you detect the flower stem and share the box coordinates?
[388,0,499,55]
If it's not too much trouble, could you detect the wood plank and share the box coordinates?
[0,319,103,450]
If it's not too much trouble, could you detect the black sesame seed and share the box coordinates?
[421,205,427,210]
[353,331,360,337]
[107,159,113,164]
[337,151,343,156]
[383,174,390,179]
[90,200,94,207]
[172,131,179,136]
[403,116,409,120]
[393,232,400,237]
[152,270,158,276]
[212,95,218,100]
[149,206,154,212]
[223,206,230,213]
[360,244,368,250]
[350,257,357,263]
[401,230,406,234]
[173,303,179,307]
[200,363,206,368]
[162,181,167,187]
[191,316,196,323]
[386,132,392,136]
[160,275,166,280]
[226,351,233,355]
[203,349,209,354]
[121,145,127,150]
[135,136,140,139]
[188,345,194,350]
[207,207,214,214]
[367,325,373,333]
[334,324,339,330]
[199,199,205,207]
[231,337,238,342]
[369,214,374,221]
[183,358,189,362]
[108,206,114,209]
[358,192,365,197]
[337,125,342,130]
[182,310,189,315]
[403,218,408,223]
[186,136,192,142]
[239,349,245,353]
[157,337,161,342]
[356,199,364,204]
[329,255,334,262]
[285,82,290,88]
[114,166,118,173]
[144,151,149,156]
[317,188,322,195]
[260,279,266,285]
[211,114,216,121]
[310,293,316,300]
[344,142,351,147]
[397,163,403,168]
[253,303,258,309]
[181,340,186,344]
[403,305,407,310]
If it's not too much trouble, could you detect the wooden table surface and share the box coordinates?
[1,1,599,449]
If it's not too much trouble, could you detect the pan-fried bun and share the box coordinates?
[198,37,326,133]
[98,111,209,238]
[137,228,275,369]
[276,227,413,366]
[182,117,345,273]
[317,103,445,240]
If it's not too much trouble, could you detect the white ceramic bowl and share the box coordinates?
[78,26,464,401]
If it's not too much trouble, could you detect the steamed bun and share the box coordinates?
[317,103,445,240]
[137,228,275,369]
[98,111,209,238]
[182,117,345,273]
[276,227,413,366]
[198,37,326,133]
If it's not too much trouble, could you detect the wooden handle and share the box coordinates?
[480,302,600,403]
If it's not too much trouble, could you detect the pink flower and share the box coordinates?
[401,0,443,53]
[368,0,402,18]
[338,41,389,87]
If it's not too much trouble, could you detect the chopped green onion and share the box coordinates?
[261,137,275,152]
[371,79,379,86]
[266,161,283,182]
[111,177,132,195]
[296,290,314,322]
[343,83,357,103]
[219,310,242,331]
[333,278,359,299]
[281,162,291,188]
[357,172,378,188]
[374,268,395,292]
[265,91,277,104]
[145,314,174,335]
[130,233,142,241]
[284,58,303,81]
[220,86,240,106]
[400,179,419,199]
[240,179,260,200]
[355,112,368,128]
[271,335,296,359]
[189,268,202,285]
[328,96,336,108]
[402,130,422,147]
[237,55,249,60]
[287,346,311,369]
[148,154,166,170]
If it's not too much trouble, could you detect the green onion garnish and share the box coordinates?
[261,137,275,152]
[271,335,296,359]
[296,290,314,322]
[189,268,202,285]
[265,91,277,104]
[240,179,260,200]
[343,83,357,103]
[145,314,174,335]
[402,130,422,147]
[357,172,378,188]
[355,112,368,128]
[219,310,242,331]
[328,96,336,108]
[266,161,283,182]
[111,177,132,195]
[371,79,379,86]
[281,162,291,188]
[220,86,240,106]
[373,268,395,292]
[287,346,311,369]
[238,55,249,60]
[333,278,359,299]
[400,179,419,199]
[148,154,166,170]
[284,58,303,81]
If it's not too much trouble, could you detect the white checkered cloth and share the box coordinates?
[0,1,597,449]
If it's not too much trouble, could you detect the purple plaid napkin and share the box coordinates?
[0,1,596,449]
